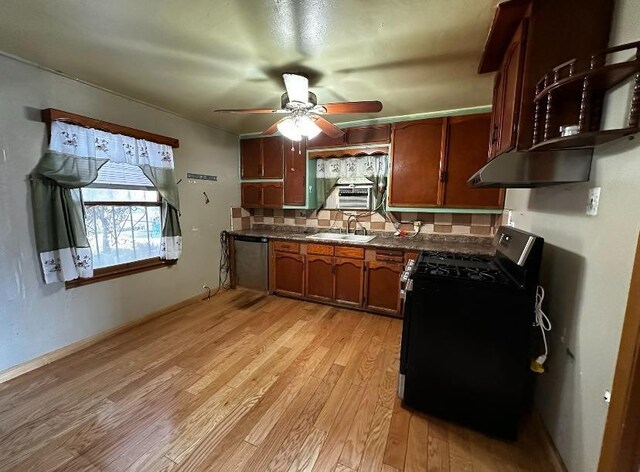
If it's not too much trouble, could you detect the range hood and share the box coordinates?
[468,149,593,188]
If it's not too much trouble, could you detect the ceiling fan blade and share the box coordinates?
[214,108,286,114]
[314,116,345,138]
[283,73,309,103]
[320,101,383,114]
[262,118,287,136]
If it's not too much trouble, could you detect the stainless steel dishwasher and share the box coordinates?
[233,235,269,291]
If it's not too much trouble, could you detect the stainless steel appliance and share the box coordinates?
[234,235,268,291]
[398,226,544,439]
[468,148,592,188]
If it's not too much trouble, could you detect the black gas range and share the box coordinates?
[398,226,544,439]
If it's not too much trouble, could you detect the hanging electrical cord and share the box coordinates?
[531,285,552,373]
[204,231,231,301]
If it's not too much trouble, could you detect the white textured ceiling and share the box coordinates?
[0,0,498,134]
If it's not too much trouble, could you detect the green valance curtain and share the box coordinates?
[31,121,181,284]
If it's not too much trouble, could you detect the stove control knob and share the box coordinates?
[401,272,409,282]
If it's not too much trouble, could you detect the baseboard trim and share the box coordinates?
[0,290,211,384]
[532,410,568,472]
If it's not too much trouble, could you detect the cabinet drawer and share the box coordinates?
[335,246,364,259]
[307,244,334,256]
[274,241,300,254]
[375,249,404,263]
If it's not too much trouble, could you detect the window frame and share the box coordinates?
[65,185,175,289]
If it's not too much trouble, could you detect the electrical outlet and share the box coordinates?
[604,390,611,403]
[586,187,601,216]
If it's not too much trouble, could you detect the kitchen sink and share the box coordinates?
[305,232,376,243]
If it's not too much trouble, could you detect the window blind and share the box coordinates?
[91,161,154,189]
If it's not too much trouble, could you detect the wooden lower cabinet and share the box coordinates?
[306,255,334,301]
[271,242,403,316]
[364,261,403,316]
[334,258,364,306]
[273,252,305,296]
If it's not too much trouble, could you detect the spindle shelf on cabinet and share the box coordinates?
[530,41,640,151]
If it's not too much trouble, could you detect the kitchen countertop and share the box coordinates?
[229,225,496,256]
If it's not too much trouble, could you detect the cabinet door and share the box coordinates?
[389,119,444,207]
[364,261,403,316]
[443,114,504,208]
[334,258,364,306]
[262,137,284,178]
[346,125,391,145]
[488,70,505,161]
[495,21,526,156]
[306,132,345,149]
[284,139,306,206]
[240,139,263,179]
[306,255,334,301]
[262,182,283,208]
[241,183,263,208]
[274,253,305,296]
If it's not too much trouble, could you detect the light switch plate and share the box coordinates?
[587,187,601,216]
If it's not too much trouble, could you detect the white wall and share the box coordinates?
[0,55,240,372]
[505,1,640,470]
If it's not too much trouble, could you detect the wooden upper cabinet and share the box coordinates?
[491,20,527,159]
[346,125,391,145]
[389,118,444,207]
[241,183,263,208]
[306,132,345,149]
[479,0,613,155]
[262,137,284,178]
[241,182,283,208]
[240,139,263,179]
[262,182,283,208]
[240,137,283,179]
[443,114,504,208]
[283,139,306,206]
[274,252,305,296]
[306,124,391,149]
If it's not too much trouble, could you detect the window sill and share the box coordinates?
[65,257,177,289]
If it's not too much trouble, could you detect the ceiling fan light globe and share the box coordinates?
[298,115,322,139]
[277,117,303,141]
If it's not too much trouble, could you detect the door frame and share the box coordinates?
[598,232,640,472]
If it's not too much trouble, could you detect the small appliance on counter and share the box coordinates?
[398,226,544,439]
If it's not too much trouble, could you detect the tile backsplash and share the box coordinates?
[231,207,504,236]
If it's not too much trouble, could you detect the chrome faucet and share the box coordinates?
[346,215,367,235]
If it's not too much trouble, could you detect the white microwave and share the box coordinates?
[325,184,373,210]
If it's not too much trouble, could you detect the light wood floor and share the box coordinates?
[0,289,558,471]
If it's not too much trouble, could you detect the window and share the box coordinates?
[67,161,173,287]
[83,187,161,268]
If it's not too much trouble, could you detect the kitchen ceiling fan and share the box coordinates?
[214,73,383,141]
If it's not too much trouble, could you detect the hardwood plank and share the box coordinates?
[359,404,393,472]
[405,414,429,472]
[311,384,365,472]
[266,364,344,471]
[286,428,328,472]
[383,397,412,471]
[220,441,257,472]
